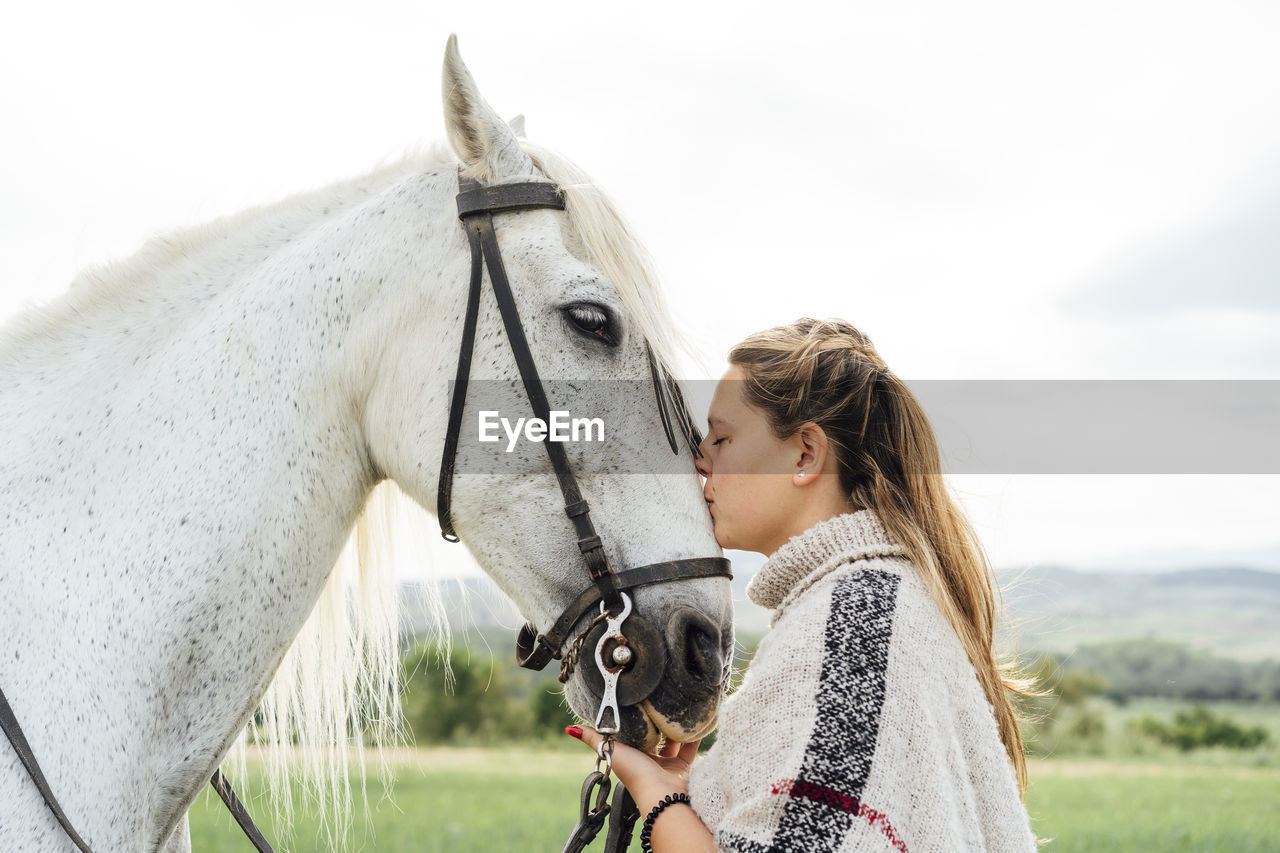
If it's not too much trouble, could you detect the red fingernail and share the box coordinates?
[565,725,583,739]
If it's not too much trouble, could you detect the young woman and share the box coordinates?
[567,317,1044,851]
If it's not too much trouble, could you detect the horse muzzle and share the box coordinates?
[572,600,728,748]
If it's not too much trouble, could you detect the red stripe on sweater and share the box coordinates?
[770,779,909,852]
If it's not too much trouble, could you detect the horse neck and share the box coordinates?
[0,164,458,848]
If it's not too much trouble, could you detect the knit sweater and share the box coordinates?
[687,509,1038,852]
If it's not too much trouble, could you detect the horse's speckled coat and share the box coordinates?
[0,37,731,852]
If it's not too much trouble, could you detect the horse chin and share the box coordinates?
[614,704,663,751]
[567,669,722,750]
[593,702,718,752]
[639,699,719,743]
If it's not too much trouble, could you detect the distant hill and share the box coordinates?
[400,560,1280,663]
[727,558,1280,659]
[993,564,1280,660]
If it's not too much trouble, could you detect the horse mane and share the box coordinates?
[0,152,440,375]
[200,138,711,846]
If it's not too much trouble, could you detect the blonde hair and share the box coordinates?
[728,317,1046,800]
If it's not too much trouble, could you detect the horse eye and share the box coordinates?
[563,303,618,346]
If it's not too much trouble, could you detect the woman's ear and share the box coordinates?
[793,422,829,483]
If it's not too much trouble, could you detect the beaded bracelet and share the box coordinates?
[639,792,692,852]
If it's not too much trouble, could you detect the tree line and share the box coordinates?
[1046,637,1280,703]
[392,633,1278,750]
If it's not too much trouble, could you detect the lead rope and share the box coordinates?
[559,593,642,852]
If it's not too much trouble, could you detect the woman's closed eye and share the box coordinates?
[711,437,726,446]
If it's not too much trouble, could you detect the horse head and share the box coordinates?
[360,36,734,750]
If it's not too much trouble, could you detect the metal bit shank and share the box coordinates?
[592,592,633,735]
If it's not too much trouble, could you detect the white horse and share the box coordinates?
[0,36,732,852]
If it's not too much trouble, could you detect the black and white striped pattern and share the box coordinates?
[720,569,906,853]
[688,509,1039,853]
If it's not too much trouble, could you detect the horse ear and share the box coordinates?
[507,114,526,138]
[442,34,534,180]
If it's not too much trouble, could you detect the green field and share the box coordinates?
[189,743,1280,852]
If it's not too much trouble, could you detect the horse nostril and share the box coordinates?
[685,624,720,684]
[667,607,724,688]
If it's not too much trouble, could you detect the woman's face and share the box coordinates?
[696,364,806,554]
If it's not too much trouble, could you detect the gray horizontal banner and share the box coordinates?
[446,380,1280,475]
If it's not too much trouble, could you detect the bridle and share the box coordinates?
[1,168,730,853]
[441,170,732,852]
[440,170,734,851]
[440,169,730,685]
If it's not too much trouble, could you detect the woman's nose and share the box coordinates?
[694,446,712,477]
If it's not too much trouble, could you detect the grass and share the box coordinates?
[188,744,1280,852]
[190,746,588,853]
[1026,759,1280,852]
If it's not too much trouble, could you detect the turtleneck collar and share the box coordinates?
[745,508,908,612]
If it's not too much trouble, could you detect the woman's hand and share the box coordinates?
[566,725,717,852]
[565,725,701,814]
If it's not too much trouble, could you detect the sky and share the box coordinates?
[2,0,1278,578]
